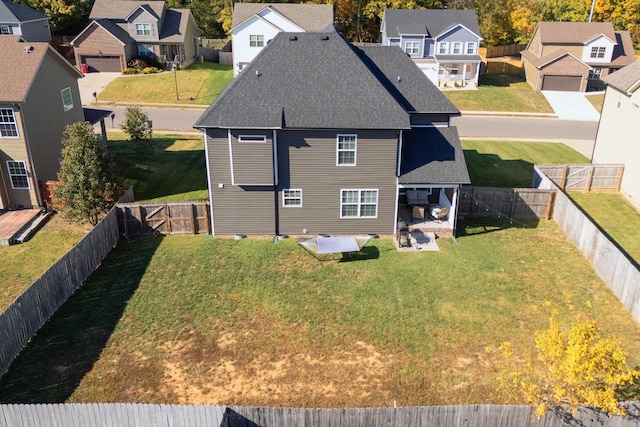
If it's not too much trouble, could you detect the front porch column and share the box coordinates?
[451,185,460,234]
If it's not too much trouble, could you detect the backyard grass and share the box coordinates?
[586,93,605,113]
[444,75,554,113]
[0,219,639,406]
[0,216,85,309]
[568,192,640,262]
[97,63,233,106]
[462,140,589,187]
[110,133,208,202]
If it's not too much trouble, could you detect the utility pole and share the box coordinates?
[588,0,596,22]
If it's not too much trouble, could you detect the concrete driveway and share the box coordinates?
[542,90,601,121]
[77,72,121,105]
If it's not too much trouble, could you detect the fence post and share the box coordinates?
[560,165,568,189]
[616,166,625,191]
[586,165,594,191]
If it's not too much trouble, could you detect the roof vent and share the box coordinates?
[397,76,402,82]
[256,70,262,77]
[24,46,34,54]
[289,35,297,41]
[321,35,329,41]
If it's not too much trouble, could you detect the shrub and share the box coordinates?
[120,106,150,142]
[122,68,139,75]
[142,67,161,74]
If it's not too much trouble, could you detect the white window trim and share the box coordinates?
[590,46,606,59]
[465,42,476,54]
[0,24,12,34]
[0,108,19,138]
[61,87,73,112]
[437,41,449,54]
[404,41,420,55]
[336,134,357,166]
[136,23,151,36]
[249,34,264,47]
[238,135,266,143]
[340,189,378,219]
[282,189,302,207]
[7,160,29,189]
[451,42,463,54]
[589,67,603,79]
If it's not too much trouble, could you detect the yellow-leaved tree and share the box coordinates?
[500,313,640,419]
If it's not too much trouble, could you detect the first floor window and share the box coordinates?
[238,62,248,73]
[7,161,29,189]
[404,41,420,55]
[136,23,151,36]
[452,42,463,54]
[337,134,357,165]
[341,189,378,218]
[283,189,302,207]
[138,44,154,57]
[590,46,606,59]
[249,35,264,47]
[465,42,476,54]
[61,87,73,111]
[0,25,12,34]
[437,42,449,54]
[589,67,603,79]
[0,108,18,138]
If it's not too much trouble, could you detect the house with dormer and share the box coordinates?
[195,32,470,237]
[0,0,50,42]
[380,9,483,88]
[521,21,635,92]
[71,0,201,72]
[230,3,334,76]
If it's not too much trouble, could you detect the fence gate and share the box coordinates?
[117,202,211,238]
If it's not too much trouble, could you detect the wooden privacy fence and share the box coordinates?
[0,187,134,377]
[534,166,640,323]
[484,61,521,75]
[2,402,640,427]
[458,186,555,220]
[485,44,527,57]
[536,164,624,192]
[117,202,210,238]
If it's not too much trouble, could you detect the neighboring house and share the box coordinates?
[0,35,84,209]
[380,9,483,88]
[71,0,202,72]
[521,21,635,92]
[0,0,50,42]
[591,61,640,208]
[194,32,470,237]
[230,2,334,76]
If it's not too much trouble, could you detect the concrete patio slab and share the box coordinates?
[542,91,601,121]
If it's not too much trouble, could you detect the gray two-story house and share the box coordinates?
[194,32,470,237]
[0,0,51,42]
[71,0,201,72]
[380,9,482,88]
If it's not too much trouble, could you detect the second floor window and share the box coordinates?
[466,42,476,54]
[337,134,357,166]
[61,87,73,112]
[590,46,606,59]
[250,35,264,47]
[589,67,603,79]
[404,41,420,55]
[0,108,18,138]
[136,23,151,36]
[0,25,12,34]
[452,42,463,54]
[437,42,449,54]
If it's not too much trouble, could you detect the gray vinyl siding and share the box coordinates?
[410,113,451,126]
[400,35,423,57]
[206,129,276,235]
[424,40,434,57]
[230,131,274,185]
[276,129,398,235]
[437,26,479,45]
[128,9,159,42]
[16,20,51,43]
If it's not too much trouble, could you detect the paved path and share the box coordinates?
[541,91,601,121]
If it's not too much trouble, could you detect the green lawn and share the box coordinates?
[0,217,85,309]
[568,192,640,262]
[444,75,554,113]
[98,63,233,106]
[0,220,639,406]
[110,133,208,202]
[462,140,589,187]
[586,93,605,113]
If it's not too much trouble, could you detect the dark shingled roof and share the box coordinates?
[356,45,459,115]
[91,19,136,44]
[399,127,470,184]
[0,0,48,23]
[90,0,166,20]
[603,61,640,94]
[195,33,414,130]
[535,21,616,44]
[383,9,481,39]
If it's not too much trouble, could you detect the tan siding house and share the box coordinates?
[196,33,470,237]
[521,22,635,92]
[0,35,84,209]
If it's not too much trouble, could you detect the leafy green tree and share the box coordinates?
[14,0,92,35]
[500,313,640,419]
[120,107,150,143]
[54,122,122,226]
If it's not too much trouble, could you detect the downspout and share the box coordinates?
[273,130,279,236]
[451,185,460,236]
[17,105,43,207]
[394,130,403,234]
[202,130,215,235]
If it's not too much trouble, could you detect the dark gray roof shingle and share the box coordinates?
[195,33,413,130]
[383,9,481,39]
[399,127,470,184]
[603,61,640,94]
[90,0,166,20]
[0,0,48,23]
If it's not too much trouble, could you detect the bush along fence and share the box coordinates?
[1,402,640,427]
[0,188,134,377]
[534,165,640,324]
[458,186,555,220]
